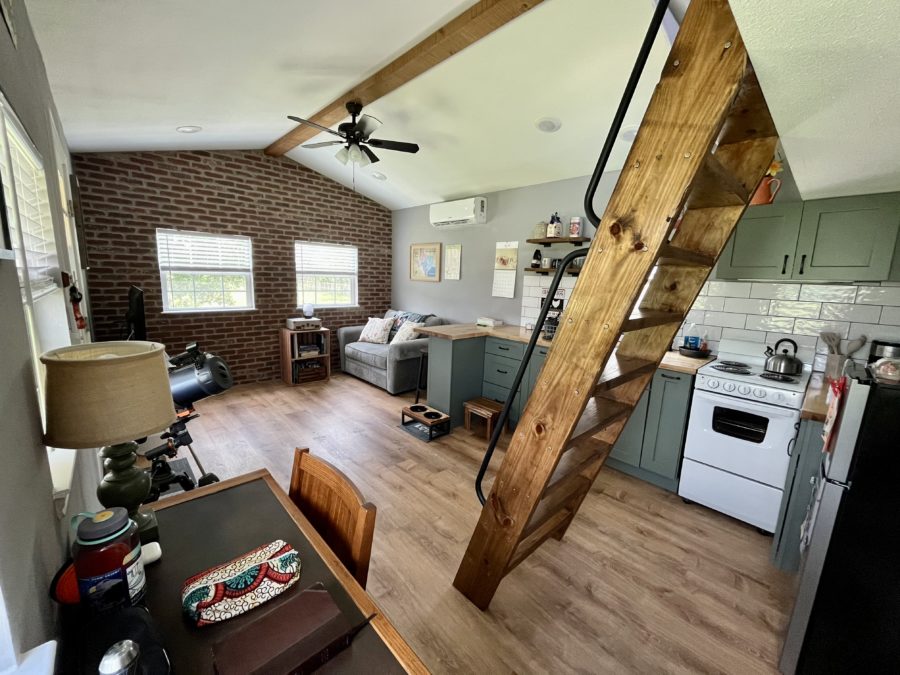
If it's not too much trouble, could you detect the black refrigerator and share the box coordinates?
[780,364,900,673]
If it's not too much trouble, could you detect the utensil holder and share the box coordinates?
[825,354,847,381]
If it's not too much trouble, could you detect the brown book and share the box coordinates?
[213,583,370,675]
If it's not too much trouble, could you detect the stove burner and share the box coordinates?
[718,360,749,368]
[712,364,752,375]
[760,372,796,383]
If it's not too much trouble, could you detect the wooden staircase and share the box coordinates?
[453,0,779,610]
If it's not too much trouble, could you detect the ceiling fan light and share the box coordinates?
[357,148,372,167]
[347,143,363,164]
[335,146,349,165]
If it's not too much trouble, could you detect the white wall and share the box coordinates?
[0,0,92,662]
[391,172,619,324]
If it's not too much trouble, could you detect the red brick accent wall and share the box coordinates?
[73,150,392,382]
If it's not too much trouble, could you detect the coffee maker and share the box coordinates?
[868,339,900,364]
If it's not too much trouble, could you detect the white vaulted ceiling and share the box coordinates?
[26,0,671,209]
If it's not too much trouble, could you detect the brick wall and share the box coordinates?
[73,150,392,382]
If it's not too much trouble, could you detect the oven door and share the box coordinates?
[683,389,798,488]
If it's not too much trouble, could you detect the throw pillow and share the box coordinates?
[358,317,393,344]
[390,311,432,339]
[391,321,425,344]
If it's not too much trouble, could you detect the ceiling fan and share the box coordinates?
[290,101,419,166]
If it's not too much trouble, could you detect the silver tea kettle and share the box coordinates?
[765,338,803,375]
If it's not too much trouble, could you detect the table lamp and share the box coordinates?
[41,341,175,543]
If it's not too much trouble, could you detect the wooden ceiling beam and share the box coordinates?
[264,0,545,157]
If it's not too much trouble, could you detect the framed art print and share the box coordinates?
[410,242,441,282]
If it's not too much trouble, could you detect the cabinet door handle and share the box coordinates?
[781,254,789,275]
[660,373,681,380]
[799,254,807,275]
[497,369,509,374]
[498,345,510,351]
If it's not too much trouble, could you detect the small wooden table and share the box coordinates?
[463,397,506,439]
[144,470,426,673]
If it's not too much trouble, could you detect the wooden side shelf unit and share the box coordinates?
[526,237,591,247]
[280,327,330,385]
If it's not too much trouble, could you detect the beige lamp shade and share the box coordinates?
[41,341,176,449]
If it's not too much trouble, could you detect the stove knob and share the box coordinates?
[707,378,719,389]
[753,388,766,398]
[738,385,751,395]
[722,382,736,392]
[773,392,785,402]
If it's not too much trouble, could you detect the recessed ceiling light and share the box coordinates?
[370,171,387,181]
[176,125,202,134]
[535,117,562,133]
[620,124,639,142]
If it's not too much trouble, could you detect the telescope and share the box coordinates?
[142,343,234,502]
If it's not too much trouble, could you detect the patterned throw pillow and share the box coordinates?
[181,539,301,626]
[359,317,393,344]
[390,311,432,339]
[391,321,425,344]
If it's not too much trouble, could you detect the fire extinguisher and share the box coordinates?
[69,284,86,330]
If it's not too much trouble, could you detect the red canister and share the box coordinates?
[72,508,146,613]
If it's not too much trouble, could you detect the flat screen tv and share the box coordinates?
[126,285,146,340]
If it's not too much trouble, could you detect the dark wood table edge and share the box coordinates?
[146,469,429,674]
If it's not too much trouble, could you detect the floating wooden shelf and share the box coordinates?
[523,266,581,276]
[526,237,591,247]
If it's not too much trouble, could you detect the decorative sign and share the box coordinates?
[444,244,461,281]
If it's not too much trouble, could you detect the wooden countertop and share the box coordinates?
[418,323,715,374]
[801,372,830,422]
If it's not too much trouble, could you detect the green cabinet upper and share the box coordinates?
[607,368,693,492]
[716,193,900,281]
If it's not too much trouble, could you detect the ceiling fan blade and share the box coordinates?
[360,145,380,165]
[301,141,345,149]
[355,114,382,139]
[287,115,344,138]
[366,139,419,153]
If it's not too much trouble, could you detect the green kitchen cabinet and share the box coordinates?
[523,344,549,401]
[716,202,803,279]
[791,194,900,281]
[606,367,693,492]
[771,419,825,572]
[427,336,485,428]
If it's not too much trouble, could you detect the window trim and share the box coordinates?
[156,228,256,312]
[294,241,359,309]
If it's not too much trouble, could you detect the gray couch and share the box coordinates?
[338,310,444,394]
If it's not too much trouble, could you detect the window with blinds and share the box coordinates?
[156,228,254,311]
[0,100,59,300]
[295,242,358,307]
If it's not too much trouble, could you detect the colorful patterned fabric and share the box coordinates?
[181,540,301,626]
[389,311,431,339]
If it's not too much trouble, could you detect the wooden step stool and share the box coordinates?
[463,397,508,439]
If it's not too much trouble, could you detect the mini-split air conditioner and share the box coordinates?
[429,196,488,228]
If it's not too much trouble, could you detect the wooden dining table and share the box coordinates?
[144,468,428,673]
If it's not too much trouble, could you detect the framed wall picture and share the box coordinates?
[410,242,441,282]
[444,244,461,280]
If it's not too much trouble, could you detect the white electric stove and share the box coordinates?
[680,340,812,532]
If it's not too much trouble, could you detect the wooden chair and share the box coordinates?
[288,447,377,588]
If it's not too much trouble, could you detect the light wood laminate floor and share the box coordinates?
[188,374,796,673]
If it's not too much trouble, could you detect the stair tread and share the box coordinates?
[621,309,683,332]
[595,354,656,392]
[539,447,611,513]
[571,398,632,441]
[506,508,572,574]
[657,242,716,268]
[687,153,750,209]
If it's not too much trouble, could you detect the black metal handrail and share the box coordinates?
[474,0,671,505]
[475,247,587,505]
[584,0,670,227]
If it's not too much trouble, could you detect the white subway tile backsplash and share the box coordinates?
[692,295,725,311]
[799,284,858,303]
[703,312,747,328]
[707,281,752,298]
[793,319,850,338]
[745,315,795,332]
[698,282,709,296]
[820,303,882,323]
[767,332,818,350]
[881,306,900,325]
[685,309,706,324]
[749,283,801,300]
[855,286,900,306]
[723,297,771,314]
[722,328,768,341]
[521,296,540,308]
[813,354,828,372]
[770,300,821,318]
[848,322,900,343]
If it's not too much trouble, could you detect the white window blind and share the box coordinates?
[156,228,254,311]
[295,242,358,307]
[0,101,58,300]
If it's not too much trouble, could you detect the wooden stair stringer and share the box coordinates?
[453,0,777,610]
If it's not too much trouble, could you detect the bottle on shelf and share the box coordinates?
[683,323,701,350]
